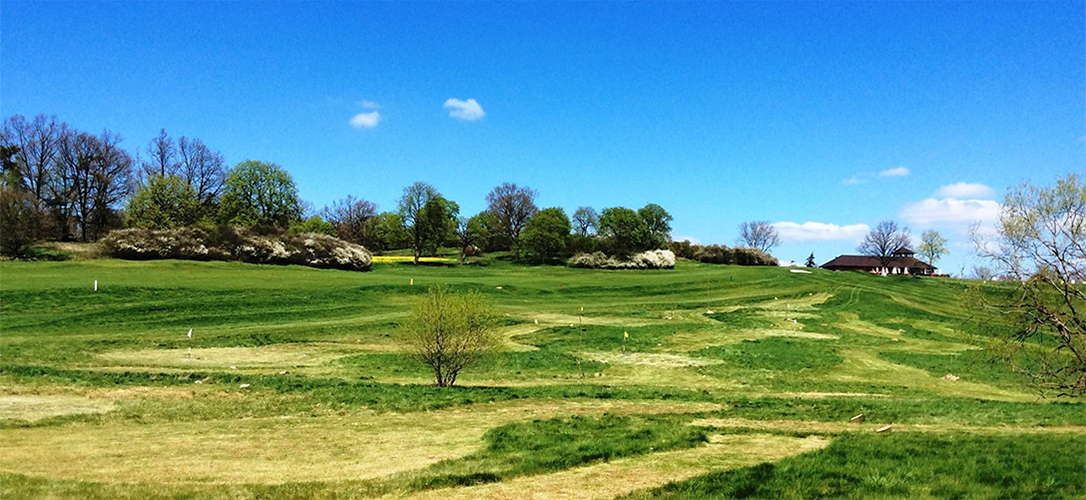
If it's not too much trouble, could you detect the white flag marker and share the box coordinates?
[94,280,98,292]
[187,328,193,338]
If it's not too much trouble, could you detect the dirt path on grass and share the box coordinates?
[389,433,830,500]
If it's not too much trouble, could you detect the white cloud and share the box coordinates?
[934,182,995,199]
[444,98,485,121]
[899,198,1001,225]
[357,100,380,109]
[349,111,381,129]
[843,176,865,185]
[673,235,702,245]
[879,167,910,177]
[771,221,871,242]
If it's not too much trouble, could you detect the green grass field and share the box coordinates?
[1,257,1083,499]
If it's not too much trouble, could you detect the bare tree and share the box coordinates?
[324,195,378,246]
[2,114,63,211]
[142,128,178,178]
[177,136,225,209]
[402,285,499,387]
[61,131,132,241]
[485,182,538,248]
[87,131,132,240]
[858,220,911,272]
[572,206,598,236]
[970,173,1085,397]
[970,265,996,281]
[737,220,781,253]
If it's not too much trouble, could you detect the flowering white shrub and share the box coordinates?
[569,249,675,269]
[101,226,372,271]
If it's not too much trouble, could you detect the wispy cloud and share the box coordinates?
[771,221,870,242]
[843,176,865,185]
[349,111,381,129]
[357,100,380,109]
[444,98,485,121]
[899,198,1001,225]
[879,167,910,177]
[934,182,995,199]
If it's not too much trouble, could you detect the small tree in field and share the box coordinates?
[805,253,816,268]
[970,173,1085,397]
[918,229,948,267]
[402,285,499,387]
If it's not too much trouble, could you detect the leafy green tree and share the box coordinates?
[418,196,458,257]
[219,160,301,227]
[1,143,23,188]
[918,230,948,267]
[520,207,572,263]
[126,175,200,229]
[373,211,410,251]
[402,285,499,387]
[290,215,337,235]
[457,211,495,263]
[638,203,672,249]
[598,207,651,257]
[0,183,42,257]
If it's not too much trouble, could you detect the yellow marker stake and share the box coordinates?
[623,331,628,353]
[410,278,414,285]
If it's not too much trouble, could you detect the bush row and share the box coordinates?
[668,241,778,266]
[100,225,372,271]
[568,249,676,269]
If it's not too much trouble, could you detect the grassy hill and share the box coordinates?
[1,258,1082,499]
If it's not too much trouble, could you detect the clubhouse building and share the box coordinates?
[820,247,936,276]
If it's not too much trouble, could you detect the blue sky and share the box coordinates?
[2,1,1083,273]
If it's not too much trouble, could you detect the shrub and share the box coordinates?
[100,225,372,271]
[668,239,696,260]
[668,242,779,267]
[692,244,734,264]
[733,246,778,266]
[568,249,675,269]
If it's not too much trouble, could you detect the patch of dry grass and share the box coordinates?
[0,399,722,485]
[0,395,115,422]
[830,349,1034,401]
[388,433,830,500]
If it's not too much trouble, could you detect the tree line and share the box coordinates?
[0,114,679,262]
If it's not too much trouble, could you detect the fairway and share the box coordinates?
[1,259,1083,499]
